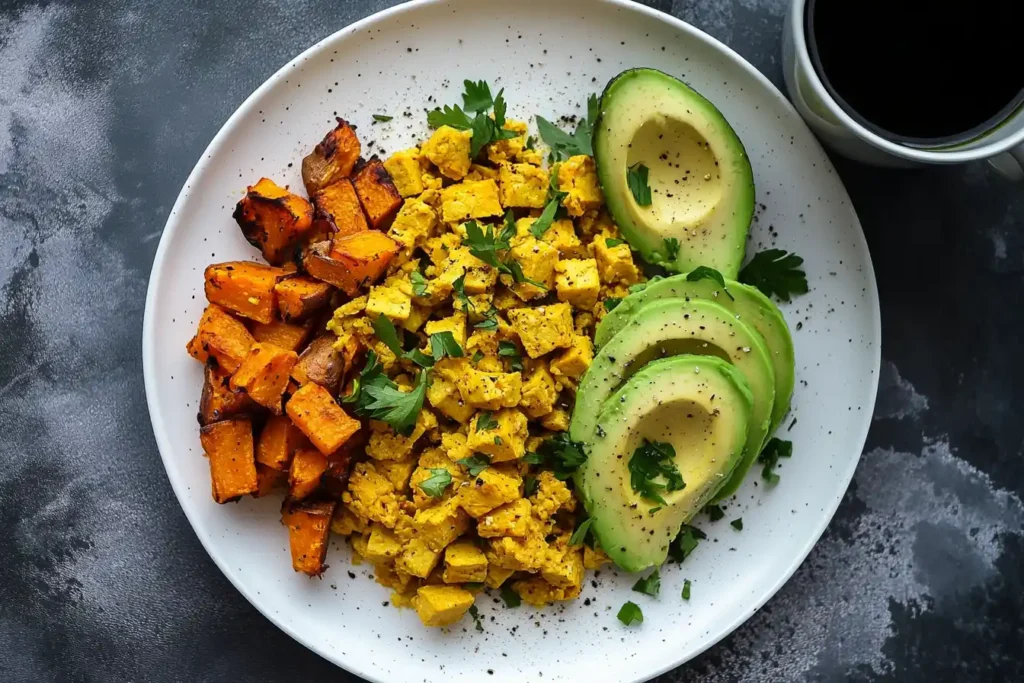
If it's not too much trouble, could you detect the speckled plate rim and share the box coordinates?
[142,1,881,680]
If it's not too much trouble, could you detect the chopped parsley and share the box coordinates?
[467,604,484,632]
[344,350,427,435]
[426,104,472,130]
[631,569,661,597]
[617,601,643,626]
[667,525,706,563]
[605,238,626,247]
[529,196,563,238]
[475,411,498,432]
[628,439,685,505]
[627,162,652,206]
[663,237,680,262]
[604,297,622,311]
[427,80,517,157]
[523,475,539,497]
[758,437,793,484]
[452,274,473,312]
[535,93,599,160]
[418,468,453,498]
[464,220,544,289]
[531,432,588,480]
[372,114,393,122]
[730,518,744,531]
[461,79,494,112]
[522,451,544,465]
[410,270,428,297]
[500,584,522,608]
[429,331,464,361]
[738,249,809,301]
[686,266,734,300]
[568,517,593,546]
[681,579,692,600]
[497,340,523,371]
[705,504,725,522]
[373,314,434,368]
[471,350,485,363]
[457,454,491,477]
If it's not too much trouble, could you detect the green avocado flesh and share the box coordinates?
[595,273,795,436]
[575,355,753,572]
[593,68,755,278]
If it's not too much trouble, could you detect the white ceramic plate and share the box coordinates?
[143,1,880,681]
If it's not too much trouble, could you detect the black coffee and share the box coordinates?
[806,0,1024,144]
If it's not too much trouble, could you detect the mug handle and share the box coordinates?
[987,143,1024,181]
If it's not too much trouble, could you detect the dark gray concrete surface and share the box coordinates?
[1,1,1022,681]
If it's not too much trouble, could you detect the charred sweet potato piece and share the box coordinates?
[286,382,361,455]
[303,233,398,296]
[254,463,287,498]
[282,498,336,576]
[200,417,258,503]
[233,178,314,265]
[229,343,299,414]
[251,320,313,353]
[314,178,369,239]
[301,118,361,196]
[274,275,333,322]
[204,261,289,324]
[256,414,309,471]
[321,430,366,500]
[288,447,329,500]
[352,157,402,229]
[291,335,343,394]
[200,362,256,424]
[187,304,255,373]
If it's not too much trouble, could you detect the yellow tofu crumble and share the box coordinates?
[327,98,643,629]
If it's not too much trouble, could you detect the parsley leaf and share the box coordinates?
[568,517,593,546]
[470,113,496,158]
[667,525,706,563]
[758,437,793,484]
[522,451,544,465]
[457,453,491,476]
[738,249,809,302]
[731,518,744,531]
[682,579,692,600]
[362,369,428,435]
[663,237,680,262]
[502,258,546,289]
[410,271,428,297]
[419,468,453,498]
[426,104,472,130]
[491,90,517,140]
[604,297,622,311]
[341,349,385,406]
[464,220,511,268]
[533,432,588,480]
[627,162,652,206]
[462,79,493,112]
[500,585,522,608]
[429,331,464,361]
[467,604,484,632]
[628,439,685,505]
[605,238,626,248]
[523,475,539,497]
[631,569,661,597]
[452,274,473,312]
[372,314,404,358]
[475,411,498,432]
[497,341,523,371]
[535,93,598,160]
[372,114,393,122]
[617,601,643,626]
[529,196,562,238]
[705,504,725,522]
[473,313,498,331]
[686,266,734,300]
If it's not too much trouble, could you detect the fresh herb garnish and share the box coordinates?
[531,432,588,480]
[497,340,523,371]
[474,314,498,331]
[686,266,734,301]
[662,237,680,262]
[372,114,393,122]
[738,249,808,302]
[523,475,539,497]
[429,331,464,361]
[471,350,485,363]
[522,451,544,465]
[461,79,493,112]
[627,162,652,206]
[475,411,498,432]
[373,314,434,368]
[418,467,453,498]
[604,297,622,311]
[342,349,385,406]
[758,437,793,484]
[500,584,522,608]
[605,238,626,248]
[628,439,685,505]
[464,220,544,289]
[467,604,484,632]
[631,569,661,597]
[452,274,473,312]
[429,81,517,157]
[361,369,428,435]
[705,504,725,522]
[681,579,691,600]
[529,196,563,238]
[568,518,593,546]
[649,506,662,515]
[535,93,599,160]
[667,525,706,563]
[617,601,643,626]
[524,135,536,151]
[730,518,744,531]
[457,453,491,476]
[410,271,428,297]
[426,104,472,130]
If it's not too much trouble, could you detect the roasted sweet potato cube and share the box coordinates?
[289,447,328,500]
[282,499,337,576]
[274,275,333,322]
[187,304,255,373]
[233,178,314,266]
[256,414,309,471]
[229,343,299,414]
[254,463,287,498]
[352,157,402,229]
[301,118,361,196]
[330,231,400,295]
[199,362,256,424]
[251,320,313,353]
[321,430,366,499]
[204,261,289,324]
[314,178,369,239]
[200,417,257,503]
[285,382,361,455]
[291,335,343,394]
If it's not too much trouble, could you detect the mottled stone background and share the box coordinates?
[1,1,1021,681]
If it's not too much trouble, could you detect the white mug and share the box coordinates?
[782,0,1024,180]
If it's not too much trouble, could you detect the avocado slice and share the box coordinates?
[593,68,755,277]
[576,355,753,571]
[570,298,775,502]
[596,273,795,435]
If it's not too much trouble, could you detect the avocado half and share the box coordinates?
[593,68,755,278]
[595,273,795,437]
[577,354,753,572]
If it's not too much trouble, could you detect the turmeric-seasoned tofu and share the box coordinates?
[504,236,557,301]
[541,542,585,589]
[439,179,502,223]
[477,499,532,538]
[442,540,488,583]
[539,407,571,432]
[455,367,522,410]
[530,471,575,521]
[466,408,528,462]
[507,303,574,358]
[411,585,475,626]
[423,312,468,348]
[365,281,413,321]
[365,410,436,461]
[557,155,604,217]
[555,258,601,310]
[548,334,593,379]
[365,524,404,564]
[498,162,549,209]
[518,365,558,419]
[486,119,528,164]
[512,575,581,606]
[484,564,516,589]
[593,234,640,285]
[384,147,428,197]
[426,375,476,423]
[487,528,548,572]
[541,219,586,259]
[398,538,444,578]
[387,198,437,251]
[343,461,403,529]
[456,466,522,518]
[413,498,471,552]
[422,126,473,180]
[352,157,402,229]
